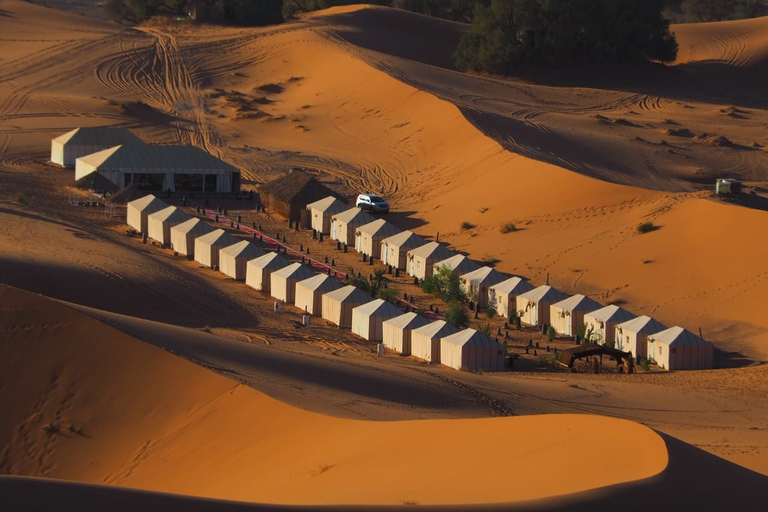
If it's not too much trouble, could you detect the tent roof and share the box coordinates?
[323,285,372,304]
[353,299,403,317]
[259,172,338,204]
[381,230,425,248]
[518,285,568,304]
[407,241,454,260]
[247,251,289,270]
[412,320,460,339]
[127,194,166,212]
[77,144,238,172]
[442,329,500,348]
[52,126,142,146]
[171,217,214,236]
[332,207,375,224]
[490,276,535,296]
[195,229,237,247]
[585,305,636,324]
[356,218,400,237]
[306,196,348,214]
[272,262,316,280]
[220,240,263,259]
[382,312,431,330]
[648,326,709,347]
[461,266,507,286]
[434,254,481,274]
[551,294,603,312]
[296,273,343,292]
[616,315,667,335]
[149,205,190,223]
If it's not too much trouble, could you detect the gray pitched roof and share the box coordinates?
[551,294,603,312]
[585,305,636,324]
[616,315,667,335]
[306,196,348,214]
[442,329,501,348]
[518,285,568,304]
[53,126,142,146]
[648,326,709,346]
[78,144,238,172]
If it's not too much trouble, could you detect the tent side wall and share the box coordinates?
[382,323,404,353]
[246,266,268,291]
[550,306,570,336]
[270,275,288,302]
[351,309,370,340]
[411,332,440,363]
[51,140,65,166]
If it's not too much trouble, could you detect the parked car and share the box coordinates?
[356,193,390,213]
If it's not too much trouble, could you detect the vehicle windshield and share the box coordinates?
[369,196,384,203]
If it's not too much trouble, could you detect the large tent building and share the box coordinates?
[351,299,403,342]
[380,231,426,269]
[126,194,166,234]
[294,274,343,316]
[147,206,191,246]
[433,254,481,277]
[331,207,375,246]
[382,312,431,355]
[646,327,714,370]
[245,252,290,293]
[194,229,238,269]
[307,196,349,234]
[75,144,241,193]
[440,329,506,372]
[516,285,569,327]
[460,267,507,308]
[355,219,400,259]
[51,126,142,167]
[219,240,264,281]
[583,305,637,346]
[411,320,460,364]
[321,285,373,328]
[259,171,339,223]
[615,316,668,359]
[270,263,316,304]
[170,218,215,258]
[550,294,603,338]
[488,277,535,319]
[406,242,455,279]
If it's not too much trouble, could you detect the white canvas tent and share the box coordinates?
[550,294,603,338]
[126,194,166,234]
[440,329,506,372]
[583,305,637,346]
[194,229,238,269]
[219,240,264,281]
[646,326,714,370]
[331,207,374,246]
[321,285,373,328]
[245,252,289,293]
[433,254,481,277]
[460,267,507,308]
[294,274,343,316]
[51,126,142,167]
[411,320,460,364]
[270,263,316,303]
[147,206,191,246]
[382,312,431,355]
[406,242,455,279]
[516,285,569,327]
[307,196,348,234]
[170,217,214,257]
[351,299,403,341]
[488,277,535,319]
[355,219,400,258]
[615,316,668,359]
[380,231,425,269]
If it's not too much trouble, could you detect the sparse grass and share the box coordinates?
[479,206,488,214]
[500,222,517,233]
[637,222,657,234]
[43,423,60,435]
[460,221,475,231]
[482,255,500,266]
[14,192,28,205]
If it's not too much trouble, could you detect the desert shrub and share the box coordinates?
[575,324,587,343]
[485,304,496,318]
[104,0,187,23]
[421,274,440,294]
[480,323,492,335]
[347,268,392,300]
[378,287,400,305]
[460,221,475,231]
[426,267,467,304]
[482,255,500,266]
[637,221,657,234]
[444,302,469,328]
[14,192,28,205]
[547,325,556,341]
[500,222,516,233]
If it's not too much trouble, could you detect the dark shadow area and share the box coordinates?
[383,210,428,231]
[0,9,15,18]
[714,347,764,369]
[717,193,768,213]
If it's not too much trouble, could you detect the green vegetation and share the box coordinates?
[421,267,467,304]
[14,192,28,205]
[460,221,475,231]
[637,221,657,234]
[677,0,766,22]
[454,0,678,74]
[479,322,492,336]
[444,302,469,327]
[105,0,284,25]
[500,222,517,233]
[546,325,556,341]
[485,304,496,318]
[347,269,398,303]
[575,324,588,343]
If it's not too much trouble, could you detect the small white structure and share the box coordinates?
[270,263,316,303]
[147,206,191,246]
[646,326,714,370]
[583,305,636,346]
[615,316,667,359]
[294,274,343,316]
[355,219,400,258]
[331,207,374,246]
[245,252,289,293]
[351,299,403,342]
[516,285,569,327]
[170,217,214,257]
[194,229,238,269]
[380,231,426,269]
[219,240,263,281]
[440,329,506,372]
[382,312,431,355]
[460,267,507,308]
[406,242,455,279]
[51,126,142,167]
[488,277,535,318]
[321,285,373,328]
[307,196,348,234]
[126,194,166,234]
[550,294,603,338]
[410,320,460,364]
